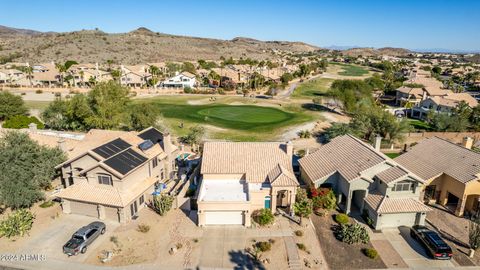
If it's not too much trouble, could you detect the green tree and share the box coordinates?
[324,123,353,142]
[55,60,78,86]
[0,91,28,120]
[432,66,442,74]
[327,79,374,113]
[127,103,158,131]
[280,72,294,84]
[181,126,205,146]
[86,81,131,129]
[0,131,66,209]
[41,98,68,129]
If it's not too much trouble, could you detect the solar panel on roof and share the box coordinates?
[104,148,148,175]
[138,128,163,144]
[92,138,131,158]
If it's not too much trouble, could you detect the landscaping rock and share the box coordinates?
[101,251,113,263]
[169,246,178,255]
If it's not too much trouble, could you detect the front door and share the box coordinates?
[264,196,271,209]
[130,201,138,217]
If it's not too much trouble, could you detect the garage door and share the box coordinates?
[380,212,417,228]
[205,211,243,225]
[70,200,99,218]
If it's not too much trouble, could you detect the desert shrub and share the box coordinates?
[256,241,272,252]
[298,130,311,138]
[35,89,43,94]
[110,236,119,245]
[295,230,304,237]
[176,243,183,249]
[335,223,370,244]
[362,209,374,227]
[335,213,349,224]
[0,209,35,238]
[152,194,174,216]
[363,248,378,259]
[312,190,336,210]
[296,243,307,251]
[39,200,54,208]
[137,224,150,233]
[252,208,274,226]
[3,115,44,129]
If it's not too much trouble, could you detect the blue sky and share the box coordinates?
[2,0,479,51]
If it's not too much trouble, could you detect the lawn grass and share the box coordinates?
[291,78,334,99]
[136,96,315,141]
[24,100,51,111]
[407,119,433,131]
[330,62,369,76]
[384,152,401,159]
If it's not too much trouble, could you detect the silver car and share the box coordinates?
[63,222,106,256]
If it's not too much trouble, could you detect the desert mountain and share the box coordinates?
[342,47,411,57]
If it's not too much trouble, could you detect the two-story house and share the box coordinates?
[161,72,196,88]
[396,136,480,217]
[197,142,299,226]
[55,127,177,223]
[120,65,151,88]
[299,135,430,230]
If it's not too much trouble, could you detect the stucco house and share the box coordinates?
[299,135,430,230]
[55,127,177,223]
[197,142,299,226]
[396,136,480,217]
[161,72,196,88]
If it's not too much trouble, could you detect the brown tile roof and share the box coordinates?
[395,137,480,183]
[376,166,409,184]
[298,135,386,182]
[396,86,423,98]
[201,142,295,185]
[268,164,299,186]
[55,176,157,207]
[365,192,431,214]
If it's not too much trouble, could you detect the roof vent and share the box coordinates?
[138,140,154,151]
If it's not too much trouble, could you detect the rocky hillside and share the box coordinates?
[342,47,411,57]
[0,25,320,64]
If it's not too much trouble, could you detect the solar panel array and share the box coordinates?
[92,138,131,158]
[138,128,163,144]
[104,148,148,175]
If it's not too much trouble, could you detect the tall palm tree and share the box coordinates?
[24,66,34,87]
[79,70,85,87]
[55,60,78,86]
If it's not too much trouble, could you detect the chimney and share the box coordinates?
[463,137,473,150]
[422,88,427,101]
[57,138,67,152]
[286,141,293,157]
[305,148,310,157]
[374,135,382,152]
[28,123,37,133]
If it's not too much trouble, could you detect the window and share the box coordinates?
[393,180,413,192]
[139,195,144,205]
[86,229,97,239]
[98,174,112,185]
[152,158,158,168]
[160,169,164,180]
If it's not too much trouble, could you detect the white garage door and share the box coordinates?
[381,213,417,228]
[70,200,99,218]
[205,211,243,225]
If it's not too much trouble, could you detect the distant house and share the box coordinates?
[120,65,151,88]
[299,135,430,230]
[412,92,478,119]
[0,69,24,84]
[161,72,196,88]
[396,136,480,217]
[197,142,298,226]
[55,127,177,223]
[32,63,60,86]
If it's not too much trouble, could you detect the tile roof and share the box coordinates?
[395,137,480,183]
[201,142,296,185]
[55,176,157,207]
[365,192,431,214]
[298,135,386,182]
[376,166,409,184]
[268,164,299,186]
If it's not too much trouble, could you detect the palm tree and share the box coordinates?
[110,69,121,82]
[24,66,34,87]
[79,70,85,87]
[55,60,78,86]
[149,65,160,89]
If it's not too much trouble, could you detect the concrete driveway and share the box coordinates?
[383,226,455,269]
[18,214,119,264]
[199,226,248,269]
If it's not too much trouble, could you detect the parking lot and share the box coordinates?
[381,227,456,269]
[17,214,119,264]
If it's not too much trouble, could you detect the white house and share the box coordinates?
[161,72,196,88]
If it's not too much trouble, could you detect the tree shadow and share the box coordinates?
[228,249,266,270]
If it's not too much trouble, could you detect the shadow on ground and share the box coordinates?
[398,226,431,259]
[228,250,265,270]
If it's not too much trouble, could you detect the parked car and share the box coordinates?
[63,222,106,256]
[410,225,452,260]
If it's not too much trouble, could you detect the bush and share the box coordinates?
[137,224,150,233]
[363,248,378,259]
[0,209,35,238]
[152,194,174,216]
[3,115,45,129]
[35,89,43,94]
[335,223,370,244]
[335,213,349,224]
[39,200,54,208]
[183,86,193,93]
[312,190,336,210]
[256,241,272,252]
[252,208,274,226]
[295,230,304,237]
[296,243,307,251]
